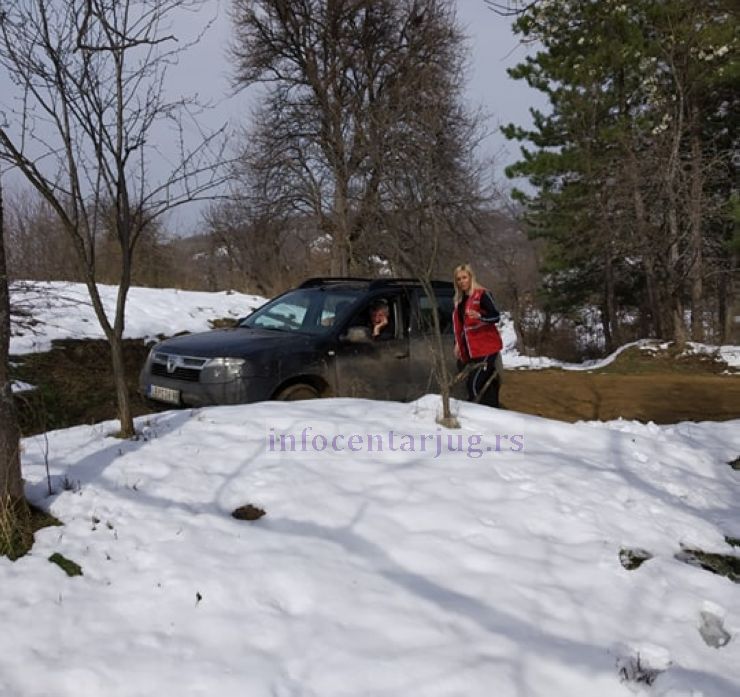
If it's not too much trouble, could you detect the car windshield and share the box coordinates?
[239,288,362,334]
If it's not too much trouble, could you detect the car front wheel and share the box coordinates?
[274,383,319,401]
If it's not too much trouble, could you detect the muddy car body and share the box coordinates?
[139,278,459,406]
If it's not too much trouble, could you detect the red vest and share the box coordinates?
[453,288,503,362]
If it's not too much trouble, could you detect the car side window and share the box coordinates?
[417,292,454,334]
[320,295,357,327]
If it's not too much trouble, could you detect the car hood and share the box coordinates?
[153,327,319,359]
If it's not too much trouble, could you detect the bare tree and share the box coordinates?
[0,176,32,559]
[485,0,534,13]
[4,187,80,281]
[477,209,539,351]
[231,0,494,422]
[231,0,472,275]
[0,0,230,436]
[377,25,488,424]
[202,196,325,296]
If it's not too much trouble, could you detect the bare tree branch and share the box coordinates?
[0,0,229,436]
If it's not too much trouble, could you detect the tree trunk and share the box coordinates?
[668,212,687,348]
[719,264,736,344]
[537,309,552,355]
[82,274,135,438]
[603,251,617,353]
[397,230,458,428]
[0,177,32,559]
[659,280,676,342]
[688,111,704,341]
[628,148,661,338]
[110,333,134,437]
[430,295,457,427]
[112,239,135,438]
[511,297,526,352]
[644,261,662,338]
[601,303,613,354]
[331,180,351,275]
[672,299,687,346]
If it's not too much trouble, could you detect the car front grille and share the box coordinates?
[151,363,201,382]
[150,353,209,383]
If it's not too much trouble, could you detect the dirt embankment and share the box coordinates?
[505,372,740,423]
[12,339,153,435]
[503,347,740,423]
[11,340,740,435]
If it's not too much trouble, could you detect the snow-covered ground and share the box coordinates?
[502,334,740,371]
[501,337,648,371]
[683,342,740,371]
[2,398,739,697]
[11,379,35,393]
[9,281,265,355]
[3,281,739,695]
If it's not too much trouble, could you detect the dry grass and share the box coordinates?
[0,495,33,561]
[11,338,153,435]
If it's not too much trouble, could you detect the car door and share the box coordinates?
[332,293,411,401]
[407,289,461,400]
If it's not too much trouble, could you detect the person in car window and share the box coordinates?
[452,263,503,407]
[369,298,394,340]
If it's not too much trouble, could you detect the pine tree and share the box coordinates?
[503,0,737,345]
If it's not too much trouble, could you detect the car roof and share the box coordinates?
[299,277,454,291]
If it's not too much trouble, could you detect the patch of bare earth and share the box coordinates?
[503,347,740,423]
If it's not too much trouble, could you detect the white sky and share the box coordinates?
[169,0,546,181]
[0,0,547,231]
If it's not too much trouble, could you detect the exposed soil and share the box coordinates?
[504,371,740,423]
[11,339,740,435]
[12,339,154,435]
[503,346,740,423]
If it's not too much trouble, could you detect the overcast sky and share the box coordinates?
[1,0,546,230]
[170,0,546,177]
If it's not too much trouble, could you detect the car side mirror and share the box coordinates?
[341,326,372,344]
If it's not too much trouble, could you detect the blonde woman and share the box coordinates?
[452,264,504,407]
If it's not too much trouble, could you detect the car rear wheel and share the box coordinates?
[275,383,320,401]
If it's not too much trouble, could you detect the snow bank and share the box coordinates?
[1,397,738,697]
[9,281,266,355]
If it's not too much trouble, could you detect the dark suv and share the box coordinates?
[139,277,459,406]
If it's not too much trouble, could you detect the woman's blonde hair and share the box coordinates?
[453,263,482,304]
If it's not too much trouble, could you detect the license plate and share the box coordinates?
[148,384,180,404]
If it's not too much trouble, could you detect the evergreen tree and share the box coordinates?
[503,0,737,345]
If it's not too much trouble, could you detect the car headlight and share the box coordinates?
[143,346,158,368]
[204,357,247,381]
